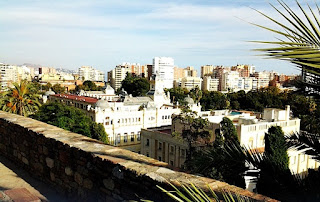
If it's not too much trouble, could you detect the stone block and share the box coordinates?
[83,178,93,189]
[65,167,74,176]
[74,172,83,185]
[43,146,48,155]
[103,178,115,191]
[50,172,55,181]
[22,157,29,165]
[45,157,54,168]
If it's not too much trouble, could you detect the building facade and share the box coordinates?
[79,66,105,82]
[153,57,174,89]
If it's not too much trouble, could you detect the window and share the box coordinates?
[116,134,121,144]
[124,133,128,143]
[158,156,162,161]
[170,160,174,166]
[131,132,135,142]
[170,146,174,153]
[146,152,149,157]
[138,117,141,122]
[146,139,149,146]
[137,132,141,141]
[158,142,162,150]
[181,149,185,157]
[249,137,254,148]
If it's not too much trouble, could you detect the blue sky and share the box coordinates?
[0,0,315,74]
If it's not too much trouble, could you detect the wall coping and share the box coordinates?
[0,111,277,201]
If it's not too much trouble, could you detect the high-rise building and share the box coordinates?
[201,65,214,78]
[0,63,18,90]
[79,66,105,82]
[108,64,131,90]
[153,57,174,89]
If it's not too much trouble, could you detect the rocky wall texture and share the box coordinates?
[0,111,276,201]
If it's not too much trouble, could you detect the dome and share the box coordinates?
[95,100,109,109]
[184,96,194,105]
[45,89,55,96]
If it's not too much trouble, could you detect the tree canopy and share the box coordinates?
[76,80,101,91]
[32,102,108,143]
[0,81,41,116]
[120,73,150,96]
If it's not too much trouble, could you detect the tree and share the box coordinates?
[120,73,150,96]
[32,102,108,143]
[76,80,101,91]
[264,126,289,169]
[200,91,229,110]
[52,84,66,94]
[187,117,246,188]
[172,109,211,164]
[0,81,41,116]
[189,86,202,103]
[164,87,189,105]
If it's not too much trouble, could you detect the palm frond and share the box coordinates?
[286,131,320,162]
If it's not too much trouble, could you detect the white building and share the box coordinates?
[48,79,180,153]
[153,57,174,89]
[79,66,105,82]
[253,71,270,89]
[0,63,18,90]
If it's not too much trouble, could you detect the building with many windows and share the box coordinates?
[79,66,105,82]
[0,63,18,90]
[48,79,180,153]
[153,57,174,89]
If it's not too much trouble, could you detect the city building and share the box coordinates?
[79,66,105,82]
[153,57,174,89]
[202,76,219,91]
[108,64,131,90]
[0,63,18,90]
[179,77,202,91]
[201,65,214,78]
[48,78,180,153]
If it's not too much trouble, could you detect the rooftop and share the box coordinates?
[51,94,98,104]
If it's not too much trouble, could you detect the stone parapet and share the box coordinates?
[0,111,276,201]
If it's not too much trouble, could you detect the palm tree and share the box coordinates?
[0,80,41,116]
[251,0,320,96]
[252,0,320,165]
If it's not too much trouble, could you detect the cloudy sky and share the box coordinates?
[0,0,316,74]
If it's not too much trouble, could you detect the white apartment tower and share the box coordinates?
[153,57,174,89]
[79,66,105,82]
[0,63,18,90]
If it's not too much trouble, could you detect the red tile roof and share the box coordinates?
[50,94,98,104]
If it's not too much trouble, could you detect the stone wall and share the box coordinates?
[0,111,276,201]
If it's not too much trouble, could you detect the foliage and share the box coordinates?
[32,102,108,143]
[187,117,246,188]
[264,126,289,169]
[189,86,202,103]
[157,181,252,202]
[172,109,211,163]
[219,117,238,143]
[200,91,229,110]
[251,0,320,96]
[76,80,101,91]
[287,131,320,162]
[121,73,150,96]
[42,82,53,92]
[52,83,66,94]
[0,81,41,116]
[164,87,189,105]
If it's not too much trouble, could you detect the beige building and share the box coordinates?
[202,76,219,91]
[0,63,18,90]
[141,126,188,168]
[180,77,202,91]
[201,65,214,78]
[79,66,105,82]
